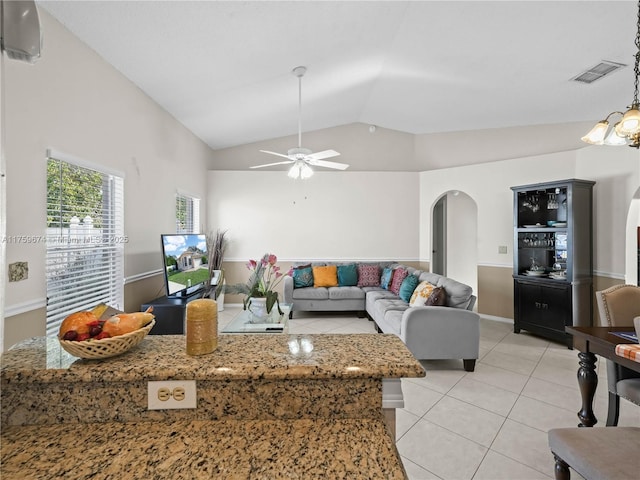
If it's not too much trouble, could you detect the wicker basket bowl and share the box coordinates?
[59,319,155,359]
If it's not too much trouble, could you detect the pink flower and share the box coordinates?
[247,259,257,269]
[268,254,277,265]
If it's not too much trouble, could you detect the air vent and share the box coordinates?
[571,61,626,84]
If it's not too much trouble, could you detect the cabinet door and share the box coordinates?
[516,281,571,332]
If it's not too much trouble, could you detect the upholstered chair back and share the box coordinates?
[595,284,640,327]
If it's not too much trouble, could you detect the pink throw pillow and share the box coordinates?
[389,268,408,295]
[357,264,381,287]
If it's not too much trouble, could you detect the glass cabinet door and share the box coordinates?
[517,231,567,279]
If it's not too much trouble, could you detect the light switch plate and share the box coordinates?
[498,245,508,254]
[148,380,197,410]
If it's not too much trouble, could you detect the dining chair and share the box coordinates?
[595,284,640,426]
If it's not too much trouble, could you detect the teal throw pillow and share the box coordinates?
[380,267,394,290]
[337,263,358,286]
[399,275,420,303]
[293,266,314,288]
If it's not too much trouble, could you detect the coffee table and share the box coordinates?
[222,303,291,333]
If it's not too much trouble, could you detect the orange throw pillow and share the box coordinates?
[312,265,338,287]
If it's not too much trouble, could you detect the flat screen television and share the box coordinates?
[160,233,209,298]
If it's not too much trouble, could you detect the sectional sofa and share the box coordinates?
[283,262,479,371]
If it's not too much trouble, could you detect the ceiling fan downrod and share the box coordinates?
[292,66,307,149]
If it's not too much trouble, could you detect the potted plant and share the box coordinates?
[226,253,293,320]
[204,229,228,311]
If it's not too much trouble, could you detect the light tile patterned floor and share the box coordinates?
[218,307,640,480]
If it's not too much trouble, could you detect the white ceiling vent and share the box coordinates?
[571,60,626,84]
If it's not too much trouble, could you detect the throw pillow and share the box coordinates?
[380,267,394,290]
[337,263,358,286]
[313,265,338,287]
[425,286,447,306]
[293,265,314,288]
[357,264,381,287]
[389,268,408,295]
[410,281,436,306]
[398,275,420,303]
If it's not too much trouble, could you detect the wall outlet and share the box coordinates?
[148,380,197,410]
[498,245,508,254]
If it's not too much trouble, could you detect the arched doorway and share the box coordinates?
[431,191,478,304]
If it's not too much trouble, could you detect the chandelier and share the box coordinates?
[581,0,640,148]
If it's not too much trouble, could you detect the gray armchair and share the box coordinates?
[595,284,640,426]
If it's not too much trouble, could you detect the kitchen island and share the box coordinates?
[1,333,424,479]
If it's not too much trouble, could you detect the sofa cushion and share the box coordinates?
[337,263,358,286]
[371,298,409,322]
[380,309,404,336]
[410,281,436,306]
[292,287,329,300]
[399,275,420,302]
[426,286,446,306]
[389,268,408,295]
[293,265,314,288]
[380,267,394,290]
[357,264,381,287]
[313,265,338,287]
[328,286,365,301]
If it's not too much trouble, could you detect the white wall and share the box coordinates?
[208,170,419,261]
[3,11,213,319]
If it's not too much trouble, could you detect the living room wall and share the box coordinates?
[2,10,213,349]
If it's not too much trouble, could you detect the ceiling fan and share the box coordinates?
[250,66,349,179]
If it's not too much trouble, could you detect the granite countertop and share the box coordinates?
[2,417,407,479]
[1,334,425,384]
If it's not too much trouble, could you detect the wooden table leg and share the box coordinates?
[577,351,598,427]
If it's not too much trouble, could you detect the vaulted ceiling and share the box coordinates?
[39,1,638,167]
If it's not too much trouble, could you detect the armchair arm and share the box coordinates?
[400,306,480,360]
[283,275,294,304]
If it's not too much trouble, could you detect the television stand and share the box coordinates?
[141,292,204,335]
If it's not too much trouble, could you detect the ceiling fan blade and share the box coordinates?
[307,159,350,170]
[250,160,294,169]
[305,149,340,161]
[259,149,293,160]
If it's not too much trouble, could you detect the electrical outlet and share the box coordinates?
[498,245,508,254]
[148,380,197,410]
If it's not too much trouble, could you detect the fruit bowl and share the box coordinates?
[59,319,155,359]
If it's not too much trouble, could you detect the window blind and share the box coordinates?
[45,156,124,337]
[176,193,200,233]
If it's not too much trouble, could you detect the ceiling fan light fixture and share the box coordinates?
[288,162,301,179]
[300,163,314,179]
[581,0,640,148]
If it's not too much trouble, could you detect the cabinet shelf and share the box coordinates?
[511,179,594,347]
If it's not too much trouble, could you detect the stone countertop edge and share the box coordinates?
[1,333,425,384]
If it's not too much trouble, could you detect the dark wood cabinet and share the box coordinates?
[511,179,595,347]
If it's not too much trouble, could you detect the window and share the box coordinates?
[176,192,200,233]
[45,153,124,337]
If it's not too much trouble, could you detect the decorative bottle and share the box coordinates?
[186,298,217,355]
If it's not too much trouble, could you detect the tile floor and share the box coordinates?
[218,307,640,480]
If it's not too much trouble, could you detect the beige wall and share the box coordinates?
[478,266,513,319]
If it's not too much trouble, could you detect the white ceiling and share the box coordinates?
[38,1,638,156]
